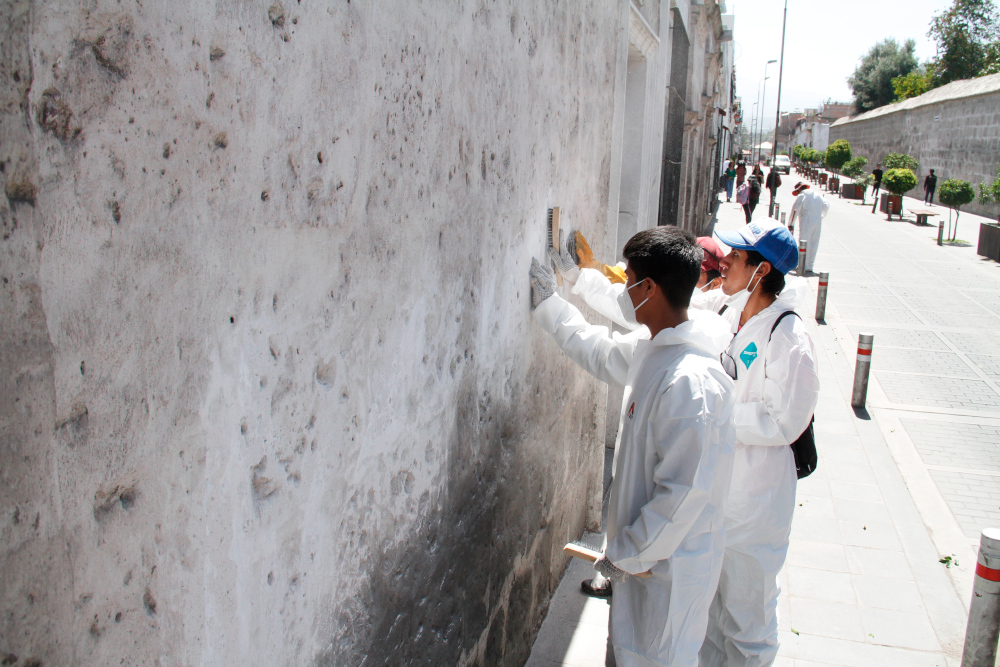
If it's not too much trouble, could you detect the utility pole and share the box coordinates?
[759,62,776,164]
[771,0,788,169]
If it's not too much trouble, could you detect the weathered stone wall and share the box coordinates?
[0,1,621,664]
[830,89,1000,219]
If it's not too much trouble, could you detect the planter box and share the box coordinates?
[979,223,1000,262]
[841,183,864,199]
[879,193,902,216]
[829,177,840,193]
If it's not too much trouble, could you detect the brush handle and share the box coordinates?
[563,543,652,579]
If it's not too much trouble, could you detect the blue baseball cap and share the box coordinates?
[715,221,798,274]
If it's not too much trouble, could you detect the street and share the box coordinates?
[526,172,1000,666]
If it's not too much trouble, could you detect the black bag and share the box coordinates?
[769,312,818,479]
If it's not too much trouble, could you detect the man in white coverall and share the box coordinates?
[701,221,820,666]
[563,221,820,666]
[530,227,737,666]
[787,182,829,273]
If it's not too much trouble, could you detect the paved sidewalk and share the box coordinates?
[527,174,1000,666]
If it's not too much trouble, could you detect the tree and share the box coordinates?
[979,164,1000,223]
[939,179,976,240]
[928,0,1000,85]
[892,68,934,101]
[848,39,919,114]
[882,168,918,218]
[842,156,869,180]
[883,153,919,171]
[825,140,852,173]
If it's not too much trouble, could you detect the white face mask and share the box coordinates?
[735,269,763,300]
[700,278,719,292]
[617,278,651,326]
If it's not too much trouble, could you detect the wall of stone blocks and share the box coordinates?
[830,92,1000,220]
[0,1,625,664]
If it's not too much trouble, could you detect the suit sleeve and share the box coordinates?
[570,268,643,331]
[533,294,641,387]
[731,318,820,447]
[606,374,733,572]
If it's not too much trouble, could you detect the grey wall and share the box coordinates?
[0,1,620,664]
[830,91,1000,220]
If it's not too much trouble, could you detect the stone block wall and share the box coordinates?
[0,1,621,664]
[830,91,1000,220]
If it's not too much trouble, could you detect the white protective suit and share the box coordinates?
[789,190,829,272]
[534,292,737,666]
[572,270,821,667]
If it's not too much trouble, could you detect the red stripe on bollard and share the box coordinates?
[857,348,872,356]
[977,563,1000,582]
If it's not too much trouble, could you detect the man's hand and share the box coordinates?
[594,555,630,583]
[529,257,557,308]
[548,230,581,285]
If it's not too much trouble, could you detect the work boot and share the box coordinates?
[581,571,612,598]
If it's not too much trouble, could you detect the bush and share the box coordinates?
[883,153,919,171]
[842,156,869,179]
[793,145,805,161]
[816,151,827,166]
[825,140,852,172]
[882,168,918,196]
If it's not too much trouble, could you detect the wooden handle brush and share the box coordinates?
[563,542,652,579]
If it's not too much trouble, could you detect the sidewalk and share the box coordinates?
[527,176,1000,666]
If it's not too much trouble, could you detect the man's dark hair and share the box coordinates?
[745,250,786,296]
[705,268,722,283]
[622,227,701,309]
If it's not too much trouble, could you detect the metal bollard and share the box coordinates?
[815,272,829,321]
[851,333,874,408]
[962,528,1000,666]
[774,203,781,221]
[938,220,945,246]
[797,240,807,276]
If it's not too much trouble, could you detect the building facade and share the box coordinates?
[0,2,734,664]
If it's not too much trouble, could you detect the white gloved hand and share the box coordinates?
[529,257,557,309]
[548,229,581,284]
[594,555,629,583]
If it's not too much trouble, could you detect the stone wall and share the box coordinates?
[830,83,1000,220]
[0,1,622,664]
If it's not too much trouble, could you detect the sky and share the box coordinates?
[730,0,952,130]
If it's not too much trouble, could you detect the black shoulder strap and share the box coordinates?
[769,310,800,340]
[718,304,728,315]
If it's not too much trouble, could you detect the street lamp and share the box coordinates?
[750,102,758,160]
[772,1,789,174]
[757,59,777,165]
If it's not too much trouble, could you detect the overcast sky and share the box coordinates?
[730,0,951,128]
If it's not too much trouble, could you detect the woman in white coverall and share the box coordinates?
[531,227,737,666]
[788,182,829,273]
[568,221,820,666]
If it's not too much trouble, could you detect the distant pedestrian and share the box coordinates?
[725,163,738,202]
[742,176,762,223]
[736,160,747,187]
[765,168,782,208]
[871,164,884,195]
[752,164,764,184]
[789,182,829,273]
[924,169,938,204]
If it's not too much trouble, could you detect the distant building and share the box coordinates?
[791,101,851,152]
